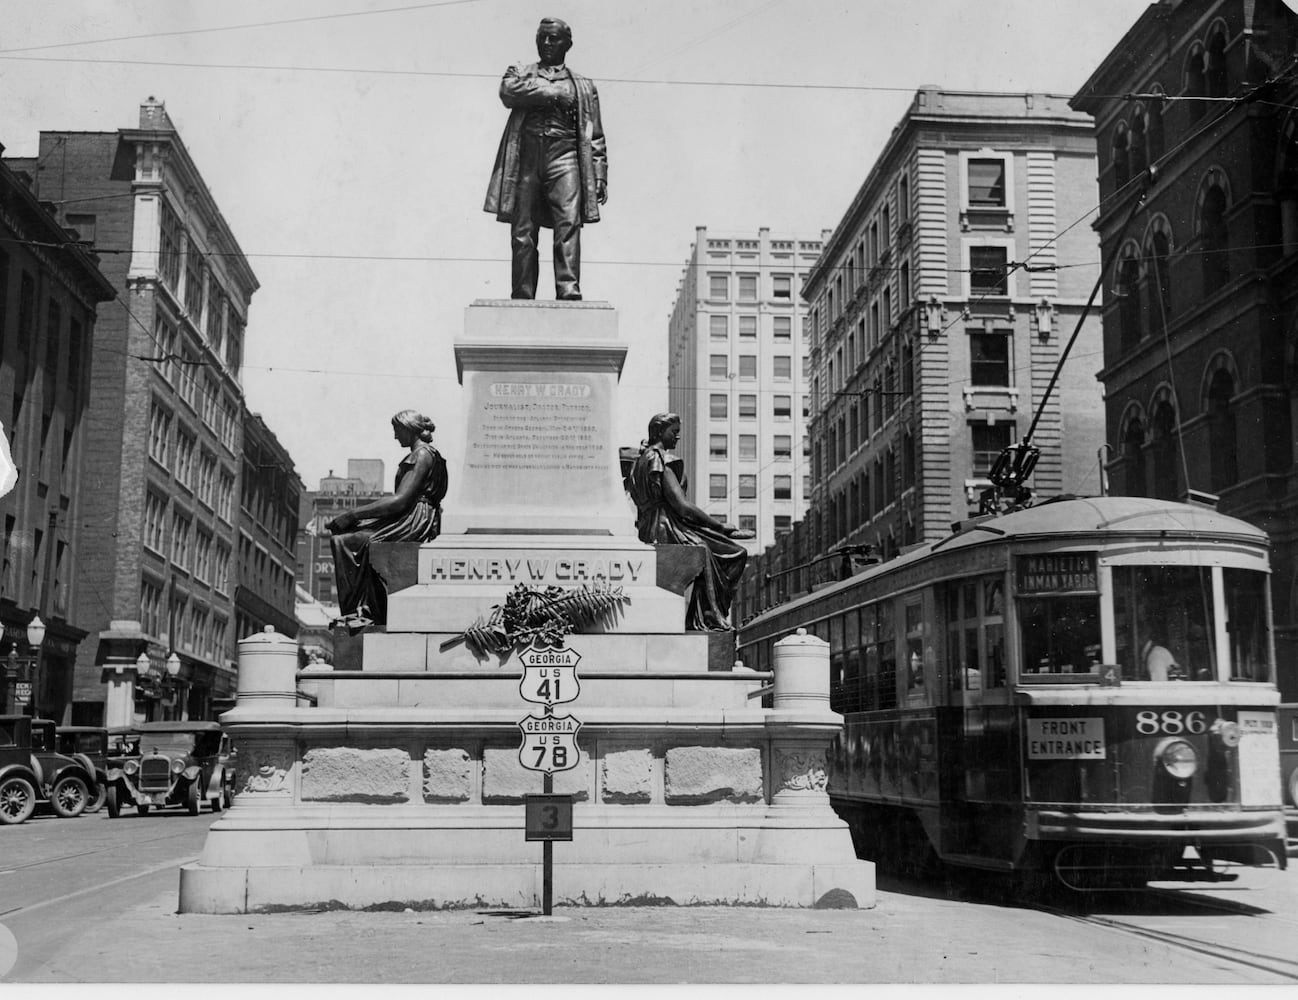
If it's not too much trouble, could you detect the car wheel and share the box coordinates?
[1288,767,1298,809]
[186,781,201,816]
[106,785,120,818]
[137,803,150,815]
[51,775,90,818]
[210,793,222,813]
[85,781,107,814]
[0,776,37,824]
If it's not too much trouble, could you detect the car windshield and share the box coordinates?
[136,731,222,757]
[67,733,105,754]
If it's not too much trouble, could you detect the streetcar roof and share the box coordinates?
[741,495,1267,632]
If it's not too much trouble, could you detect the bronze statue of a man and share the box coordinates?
[483,17,608,301]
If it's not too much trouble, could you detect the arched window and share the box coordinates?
[901,338,915,398]
[1207,368,1238,491]
[1199,176,1230,293]
[1147,90,1166,162]
[1122,417,1147,496]
[1112,125,1131,188]
[902,431,916,489]
[1130,108,1148,177]
[1150,398,1179,500]
[1116,243,1142,351]
[1144,223,1173,325]
[1206,28,1228,99]
[1186,44,1208,119]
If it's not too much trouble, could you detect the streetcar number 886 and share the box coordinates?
[1134,710,1207,735]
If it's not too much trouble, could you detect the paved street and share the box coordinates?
[1,809,1295,984]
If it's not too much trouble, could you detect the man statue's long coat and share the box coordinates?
[484,62,607,227]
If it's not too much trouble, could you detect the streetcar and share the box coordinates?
[738,495,1288,888]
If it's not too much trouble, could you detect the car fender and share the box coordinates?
[182,764,202,784]
[208,764,228,797]
[0,761,40,787]
[52,763,97,791]
[27,755,46,788]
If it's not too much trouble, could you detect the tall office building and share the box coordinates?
[666,227,825,550]
[6,98,279,724]
[738,89,1103,620]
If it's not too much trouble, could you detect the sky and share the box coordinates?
[0,0,1157,490]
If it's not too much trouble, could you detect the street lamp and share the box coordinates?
[26,614,46,717]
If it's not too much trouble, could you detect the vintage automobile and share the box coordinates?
[0,715,42,824]
[0,715,98,822]
[55,725,114,813]
[105,721,236,817]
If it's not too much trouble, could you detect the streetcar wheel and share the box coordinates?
[106,785,120,818]
[186,781,201,816]
[137,803,150,815]
[0,776,37,825]
[85,781,107,814]
[51,775,90,818]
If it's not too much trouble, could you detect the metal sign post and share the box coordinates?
[517,643,582,916]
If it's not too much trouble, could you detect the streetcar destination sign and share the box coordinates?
[1015,553,1098,595]
[519,644,581,706]
[518,712,582,773]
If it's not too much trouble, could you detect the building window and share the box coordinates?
[1117,244,1142,350]
[739,515,757,534]
[969,246,1009,296]
[709,434,728,459]
[967,158,1007,208]
[969,332,1010,386]
[148,400,172,466]
[739,315,757,339]
[774,475,792,500]
[1206,29,1228,99]
[773,315,791,341]
[739,394,757,419]
[140,577,164,637]
[1122,417,1146,496]
[709,474,728,500]
[709,274,729,299]
[773,356,792,380]
[710,354,728,378]
[1112,125,1131,188]
[171,511,192,570]
[739,274,758,301]
[1145,225,1173,324]
[775,514,792,535]
[971,422,1013,478]
[773,434,792,459]
[710,394,728,419]
[1198,177,1230,294]
[773,274,792,299]
[144,491,167,554]
[159,201,183,290]
[739,474,757,499]
[773,394,791,419]
[1207,369,1238,492]
[710,315,728,340]
[175,429,196,490]
[739,434,757,461]
[738,355,757,379]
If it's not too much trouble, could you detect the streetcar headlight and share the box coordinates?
[1155,738,1199,780]
[170,758,185,774]
[124,760,138,776]
[1210,719,1242,749]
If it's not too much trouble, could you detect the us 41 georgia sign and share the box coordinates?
[517,712,582,773]
[518,644,581,707]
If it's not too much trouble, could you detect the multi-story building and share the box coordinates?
[739,88,1103,621]
[294,460,389,607]
[0,149,116,720]
[666,227,825,550]
[235,408,301,644]
[1071,0,1298,697]
[6,98,260,725]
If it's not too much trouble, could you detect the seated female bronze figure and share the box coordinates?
[327,410,448,632]
[625,412,753,631]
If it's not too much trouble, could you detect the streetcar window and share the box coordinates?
[829,615,847,710]
[841,608,862,713]
[861,604,880,711]
[946,576,1006,692]
[1112,565,1215,681]
[1224,568,1271,683]
[877,601,898,710]
[905,599,926,700]
[1019,594,1101,676]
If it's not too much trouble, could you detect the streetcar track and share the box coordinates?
[1031,892,1298,982]
[0,827,200,876]
[0,854,199,920]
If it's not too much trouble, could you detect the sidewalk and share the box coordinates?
[12,881,1251,984]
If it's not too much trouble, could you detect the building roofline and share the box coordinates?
[1071,2,1171,113]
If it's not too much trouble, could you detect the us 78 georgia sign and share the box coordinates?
[518,644,581,706]
[518,712,582,773]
